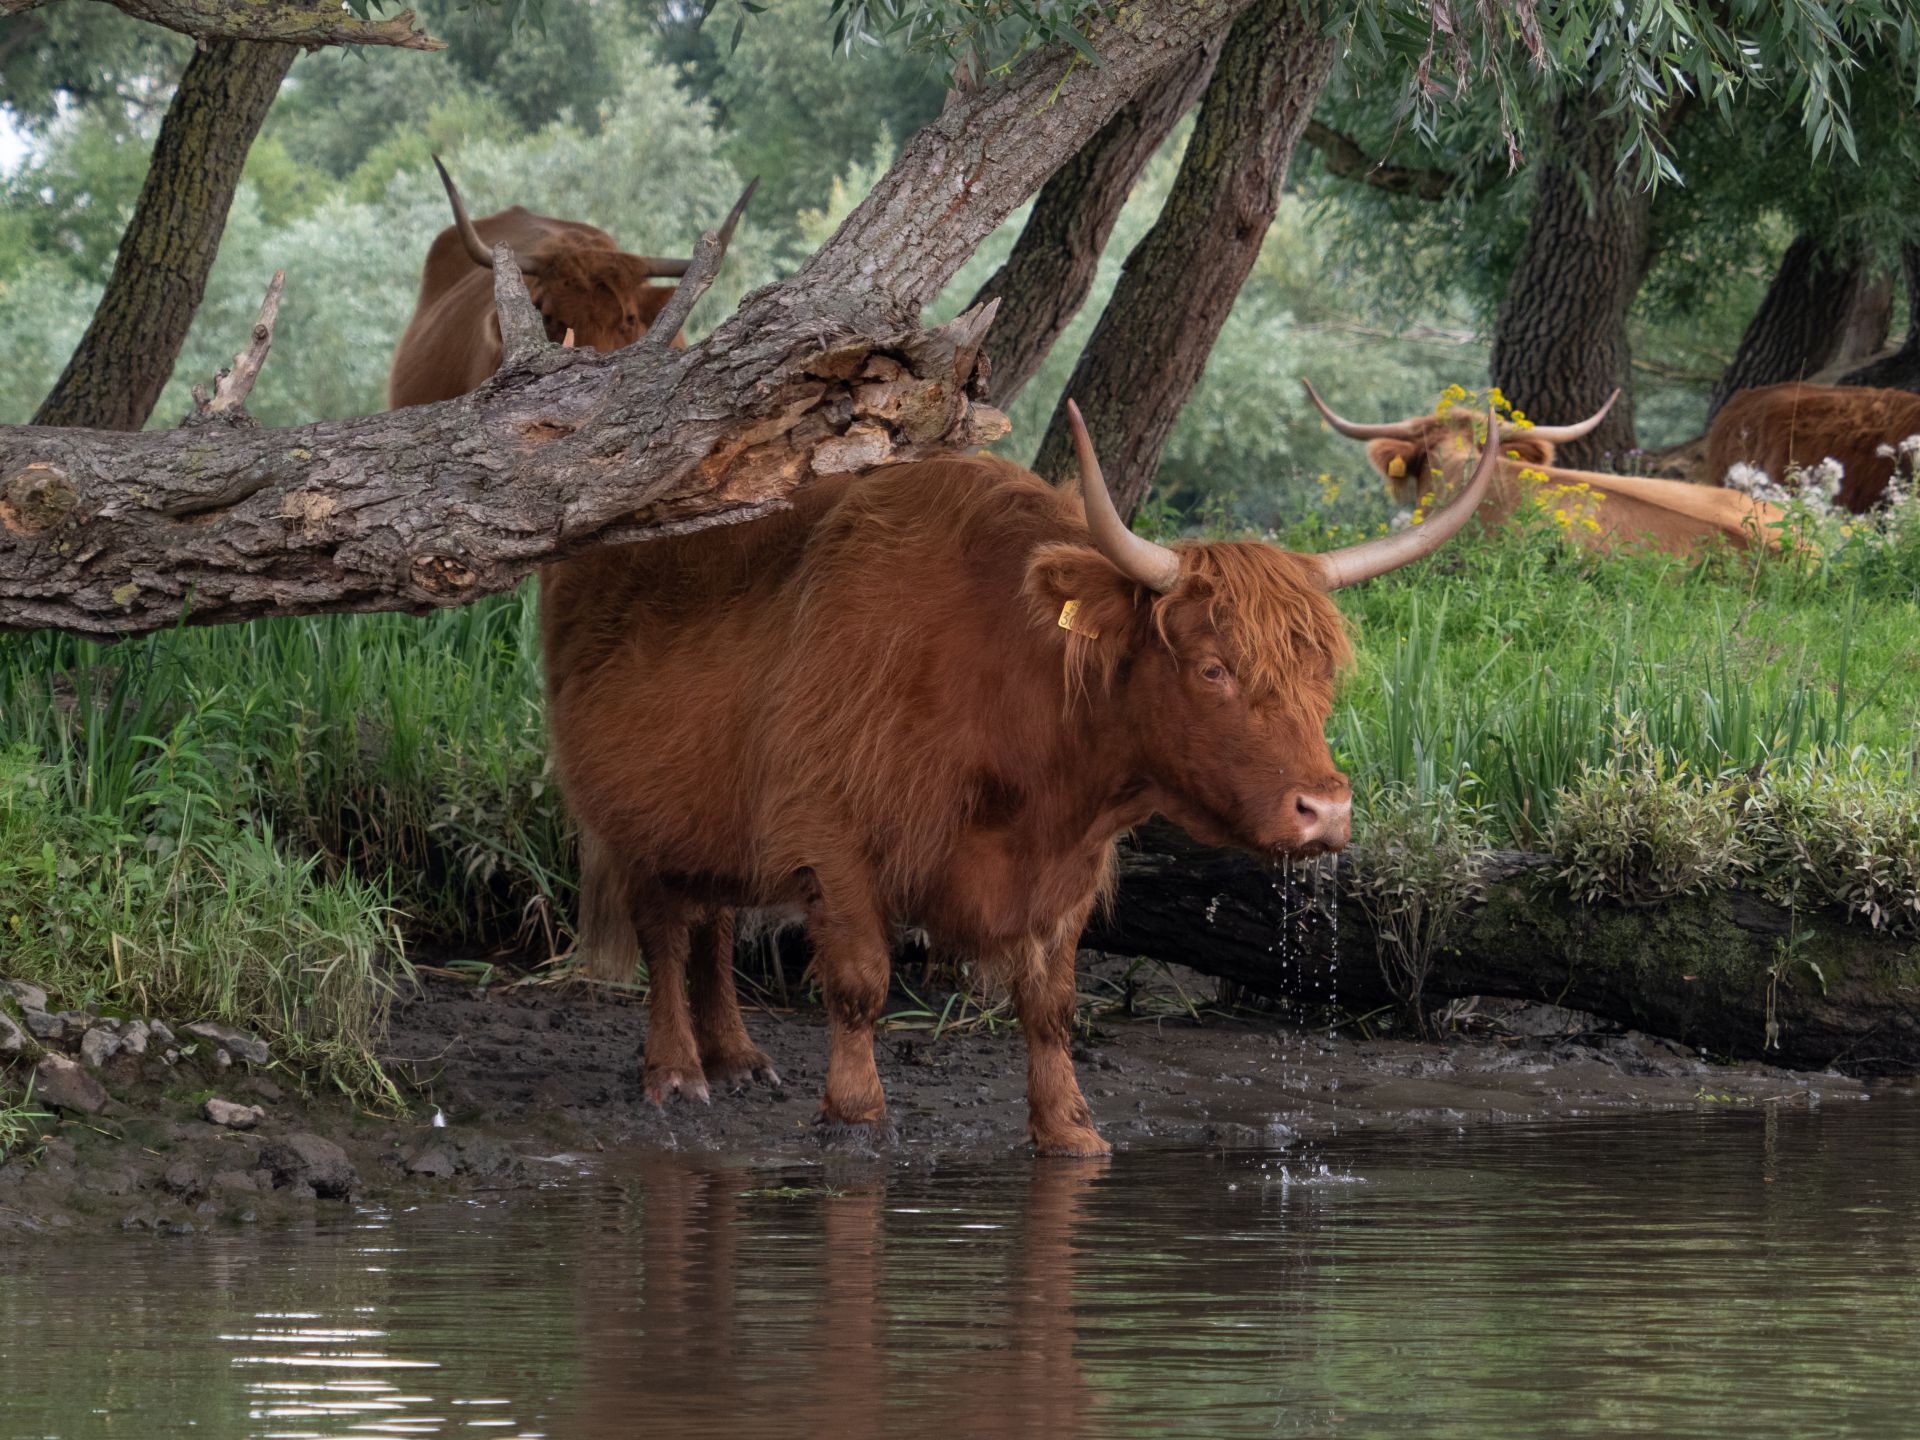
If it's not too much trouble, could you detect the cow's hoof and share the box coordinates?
[1032,1125,1112,1158]
[814,1116,897,1154]
[703,1047,781,1091]
[644,1066,711,1107]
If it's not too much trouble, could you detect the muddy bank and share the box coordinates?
[0,961,1887,1238]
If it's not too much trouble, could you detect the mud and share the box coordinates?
[0,959,1879,1239]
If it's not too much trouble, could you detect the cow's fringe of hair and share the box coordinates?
[574,825,641,983]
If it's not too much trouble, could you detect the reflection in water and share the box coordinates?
[2,1104,1919,1438]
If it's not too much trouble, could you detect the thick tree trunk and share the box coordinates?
[0,0,1253,639]
[1707,235,1891,419]
[1840,242,1920,394]
[967,39,1220,407]
[1489,97,1653,469]
[31,39,295,432]
[1027,0,1336,515]
[1088,823,1920,1076]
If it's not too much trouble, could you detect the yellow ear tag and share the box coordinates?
[1387,456,1407,479]
[1058,598,1099,639]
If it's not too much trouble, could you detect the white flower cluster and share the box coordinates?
[1874,433,1920,510]
[1723,457,1845,513]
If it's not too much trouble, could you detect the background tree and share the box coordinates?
[3,0,445,431]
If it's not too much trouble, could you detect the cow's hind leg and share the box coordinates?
[807,885,893,1144]
[689,908,780,1089]
[1012,925,1108,1158]
[633,896,709,1105]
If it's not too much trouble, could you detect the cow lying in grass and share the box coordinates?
[541,404,1503,1155]
[1305,382,1787,555]
[1707,381,1920,513]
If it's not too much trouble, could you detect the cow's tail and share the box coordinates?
[574,826,642,984]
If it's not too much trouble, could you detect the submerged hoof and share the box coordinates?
[703,1048,782,1092]
[644,1065,711,1108]
[1031,1124,1112,1159]
[814,1115,897,1155]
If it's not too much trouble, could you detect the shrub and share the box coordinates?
[1551,756,1748,906]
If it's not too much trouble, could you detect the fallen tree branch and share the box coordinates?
[187,270,285,425]
[0,0,443,50]
[0,0,1250,639]
[1089,822,1920,1075]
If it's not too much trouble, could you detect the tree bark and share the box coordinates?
[1489,96,1653,469]
[966,39,1220,408]
[1300,119,1457,201]
[0,0,440,49]
[0,0,1254,639]
[1088,823,1920,1076]
[1027,0,1336,514]
[1707,234,1891,419]
[1839,242,1920,393]
[30,39,295,432]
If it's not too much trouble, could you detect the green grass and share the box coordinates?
[0,471,1915,1086]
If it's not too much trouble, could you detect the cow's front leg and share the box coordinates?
[634,914,709,1105]
[807,890,892,1143]
[1013,927,1109,1158]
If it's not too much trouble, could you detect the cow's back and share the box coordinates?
[540,456,1080,904]
[1708,382,1920,511]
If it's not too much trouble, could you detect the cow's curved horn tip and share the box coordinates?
[561,328,576,349]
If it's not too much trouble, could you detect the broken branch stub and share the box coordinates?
[187,270,286,427]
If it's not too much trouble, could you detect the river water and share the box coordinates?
[3,1101,1916,1437]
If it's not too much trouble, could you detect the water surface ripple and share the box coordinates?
[3,1103,1916,1437]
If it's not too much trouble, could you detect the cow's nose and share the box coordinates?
[1292,790,1352,848]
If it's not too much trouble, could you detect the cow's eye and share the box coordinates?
[1200,662,1230,685]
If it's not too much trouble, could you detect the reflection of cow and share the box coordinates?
[386,158,754,407]
[1306,382,1787,555]
[542,404,1501,1154]
[565,1158,1101,1439]
[1706,382,1920,512]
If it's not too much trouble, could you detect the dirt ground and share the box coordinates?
[0,958,1879,1239]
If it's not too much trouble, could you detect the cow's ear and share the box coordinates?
[1365,439,1422,482]
[1024,543,1145,644]
[1499,436,1554,466]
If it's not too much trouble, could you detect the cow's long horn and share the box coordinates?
[1313,404,1501,591]
[1067,399,1182,594]
[432,155,541,276]
[1300,379,1427,441]
[1520,388,1620,443]
[641,176,760,279]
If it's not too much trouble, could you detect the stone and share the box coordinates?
[260,1133,356,1199]
[146,1020,176,1048]
[203,1099,265,1131]
[0,1010,25,1057]
[163,1049,180,1066]
[209,1169,258,1195]
[33,1054,108,1115]
[405,1145,456,1179]
[2,980,48,1013]
[23,1010,68,1043]
[118,1019,150,1058]
[161,1162,205,1199]
[214,1048,232,1070]
[79,1026,124,1070]
[183,1021,269,1066]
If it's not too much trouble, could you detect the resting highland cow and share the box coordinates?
[1706,381,1920,512]
[386,159,755,408]
[541,403,1503,1156]
[1305,382,1787,554]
